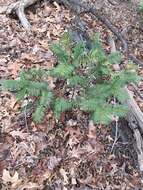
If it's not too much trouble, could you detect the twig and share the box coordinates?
[107,0,118,6]
[111,117,119,153]
[24,103,29,133]
[129,54,143,67]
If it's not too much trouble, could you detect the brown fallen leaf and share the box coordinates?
[60,168,69,185]
[0,161,7,175]
[87,121,97,139]
[65,126,81,137]
[2,169,21,186]
[39,40,49,50]
[21,52,38,62]
[67,136,80,148]
[8,61,21,79]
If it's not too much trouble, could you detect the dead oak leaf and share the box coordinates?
[21,52,38,63]
[65,126,81,137]
[2,169,21,185]
[87,120,97,139]
[67,136,80,148]
[8,61,21,78]
[39,40,49,50]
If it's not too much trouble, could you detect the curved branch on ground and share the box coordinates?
[55,0,143,66]
[0,0,39,30]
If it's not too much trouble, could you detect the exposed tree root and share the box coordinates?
[1,0,143,66]
[61,0,143,66]
[0,0,39,31]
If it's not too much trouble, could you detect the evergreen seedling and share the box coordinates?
[1,33,140,124]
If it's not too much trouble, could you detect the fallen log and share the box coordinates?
[109,35,143,173]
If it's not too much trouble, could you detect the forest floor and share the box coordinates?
[0,0,143,189]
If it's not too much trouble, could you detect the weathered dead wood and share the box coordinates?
[132,125,143,172]
[124,86,143,132]
[125,92,143,172]
[0,0,39,30]
[109,35,143,172]
[108,35,120,71]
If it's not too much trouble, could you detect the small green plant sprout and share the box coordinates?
[1,32,140,125]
